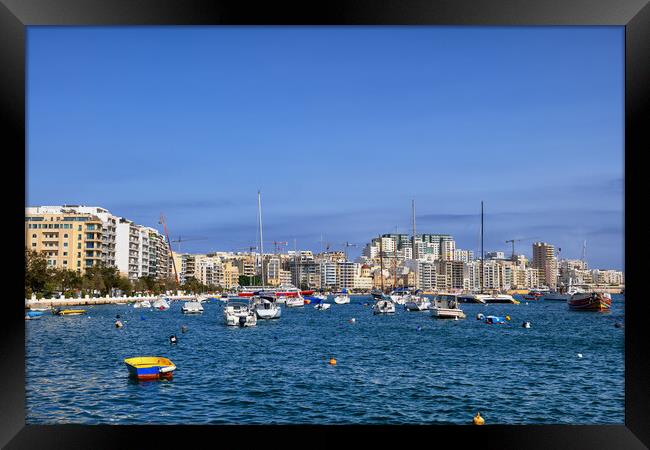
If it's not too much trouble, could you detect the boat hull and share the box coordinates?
[334,296,350,304]
[255,307,281,319]
[431,308,466,319]
[124,357,176,380]
[568,293,612,311]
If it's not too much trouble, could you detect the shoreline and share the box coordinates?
[25,295,199,309]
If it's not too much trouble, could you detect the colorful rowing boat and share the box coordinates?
[567,292,612,312]
[54,309,86,316]
[124,356,176,380]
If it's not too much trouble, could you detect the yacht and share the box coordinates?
[373,299,396,315]
[389,287,411,305]
[483,293,520,304]
[252,296,281,319]
[223,300,257,327]
[403,294,431,311]
[284,295,305,308]
[133,300,152,308]
[458,294,488,304]
[314,302,331,311]
[430,294,466,319]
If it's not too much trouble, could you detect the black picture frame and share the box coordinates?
[2,0,648,448]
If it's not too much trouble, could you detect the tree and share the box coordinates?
[182,276,207,294]
[239,275,260,286]
[25,249,50,297]
[51,268,81,293]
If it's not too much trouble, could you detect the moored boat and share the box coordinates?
[458,294,488,304]
[285,296,305,308]
[430,294,466,319]
[334,293,351,304]
[181,301,204,314]
[25,311,44,320]
[483,294,520,304]
[568,292,612,312]
[54,308,86,316]
[253,296,282,319]
[403,294,431,311]
[372,299,396,315]
[223,300,257,327]
[124,356,176,380]
[152,298,170,310]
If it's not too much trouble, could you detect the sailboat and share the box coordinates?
[476,201,519,305]
[252,190,281,320]
[372,233,396,314]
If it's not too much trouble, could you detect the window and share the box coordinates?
[63,242,68,247]
[64,234,68,238]
[87,224,95,230]
[32,234,36,238]
[77,261,80,267]
[77,243,81,249]
[63,260,67,265]
[78,225,82,231]
[78,234,82,240]
[63,252,67,256]
[31,243,36,247]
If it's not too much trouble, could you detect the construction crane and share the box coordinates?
[158,214,179,283]
[342,241,358,261]
[171,235,208,253]
[271,241,288,254]
[505,237,538,261]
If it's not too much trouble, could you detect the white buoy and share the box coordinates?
[577,353,583,358]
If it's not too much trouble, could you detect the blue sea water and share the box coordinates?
[25,295,625,425]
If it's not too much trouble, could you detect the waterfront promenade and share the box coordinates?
[25,294,199,309]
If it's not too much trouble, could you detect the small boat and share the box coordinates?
[275,296,288,305]
[25,311,44,320]
[124,356,176,380]
[388,287,412,305]
[523,288,547,301]
[568,292,612,312]
[181,301,204,314]
[152,298,170,310]
[334,295,350,304]
[54,308,86,316]
[457,294,488,304]
[373,299,396,315]
[29,307,49,312]
[223,300,257,327]
[404,294,431,311]
[313,293,327,301]
[314,302,331,311]
[253,296,282,319]
[285,296,305,308]
[133,300,151,309]
[543,291,570,301]
[484,315,506,324]
[430,294,466,319]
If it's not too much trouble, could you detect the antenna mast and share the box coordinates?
[411,199,417,260]
[480,201,484,293]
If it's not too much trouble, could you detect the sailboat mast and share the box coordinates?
[258,190,265,287]
[379,235,385,291]
[411,199,417,260]
[481,200,484,293]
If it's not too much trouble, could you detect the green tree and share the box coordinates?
[239,275,260,286]
[25,249,50,297]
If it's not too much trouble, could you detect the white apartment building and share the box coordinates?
[115,218,140,280]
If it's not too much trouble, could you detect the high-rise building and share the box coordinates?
[532,242,558,289]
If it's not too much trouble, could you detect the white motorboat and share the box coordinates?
[334,295,350,304]
[430,294,466,319]
[388,288,411,305]
[223,301,257,327]
[29,307,50,312]
[373,299,396,315]
[483,294,520,304]
[458,294,488,304]
[133,300,152,308]
[253,297,282,319]
[314,302,331,311]
[182,301,204,314]
[285,296,305,308]
[404,295,431,311]
[152,298,170,310]
[275,296,288,305]
[313,293,327,301]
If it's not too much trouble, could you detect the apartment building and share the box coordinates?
[25,209,103,273]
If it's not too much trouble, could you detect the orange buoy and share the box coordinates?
[473,412,485,425]
[329,358,337,365]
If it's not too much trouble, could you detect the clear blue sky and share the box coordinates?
[27,26,624,270]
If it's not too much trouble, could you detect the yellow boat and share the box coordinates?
[55,309,86,316]
[124,356,176,380]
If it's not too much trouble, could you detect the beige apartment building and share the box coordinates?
[25,211,104,273]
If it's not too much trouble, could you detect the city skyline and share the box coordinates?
[27,27,624,269]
